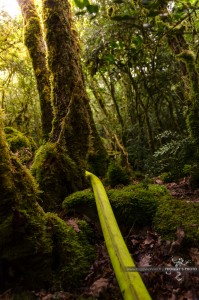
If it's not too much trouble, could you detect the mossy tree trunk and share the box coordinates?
[17,0,108,210]
[166,27,199,147]
[42,0,91,167]
[17,0,53,141]
[0,109,95,291]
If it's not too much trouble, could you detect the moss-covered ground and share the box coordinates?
[154,197,199,246]
[63,183,199,246]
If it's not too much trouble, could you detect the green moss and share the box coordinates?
[86,108,108,177]
[64,183,199,246]
[63,183,169,227]
[0,115,95,291]
[109,184,169,226]
[5,127,37,152]
[21,0,53,140]
[45,213,95,290]
[154,198,199,246]
[106,161,130,187]
[187,105,199,146]
[31,142,86,211]
[4,126,37,166]
[87,144,108,177]
[42,0,90,168]
[177,50,196,68]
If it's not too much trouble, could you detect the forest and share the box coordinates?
[0,0,199,299]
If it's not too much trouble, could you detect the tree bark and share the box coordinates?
[42,0,91,168]
[17,0,53,141]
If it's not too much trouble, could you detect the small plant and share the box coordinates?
[148,131,194,180]
[106,161,130,187]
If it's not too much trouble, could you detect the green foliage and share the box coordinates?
[159,172,175,183]
[0,11,42,143]
[149,131,194,180]
[154,198,199,246]
[74,0,99,16]
[63,183,169,227]
[76,0,199,177]
[106,161,130,187]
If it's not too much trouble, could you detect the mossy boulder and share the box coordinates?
[45,213,95,290]
[63,184,169,228]
[108,184,169,226]
[154,198,199,246]
[63,183,199,246]
[31,142,86,211]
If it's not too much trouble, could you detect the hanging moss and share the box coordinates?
[154,198,199,246]
[186,105,199,146]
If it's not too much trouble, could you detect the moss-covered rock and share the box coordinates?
[31,142,86,211]
[63,184,169,227]
[109,184,169,226]
[63,183,199,246]
[154,198,199,246]
[45,213,95,290]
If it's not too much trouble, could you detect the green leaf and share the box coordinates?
[132,35,143,46]
[74,0,90,9]
[86,4,99,14]
[105,54,115,64]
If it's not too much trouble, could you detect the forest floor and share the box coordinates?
[0,178,199,300]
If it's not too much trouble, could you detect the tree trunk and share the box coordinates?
[0,109,95,291]
[28,0,108,209]
[17,0,53,141]
[42,0,90,165]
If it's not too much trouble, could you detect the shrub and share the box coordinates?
[106,161,130,187]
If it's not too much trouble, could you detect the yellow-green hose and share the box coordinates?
[86,171,151,300]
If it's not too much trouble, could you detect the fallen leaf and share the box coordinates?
[67,218,80,232]
[189,248,199,266]
[89,278,109,297]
